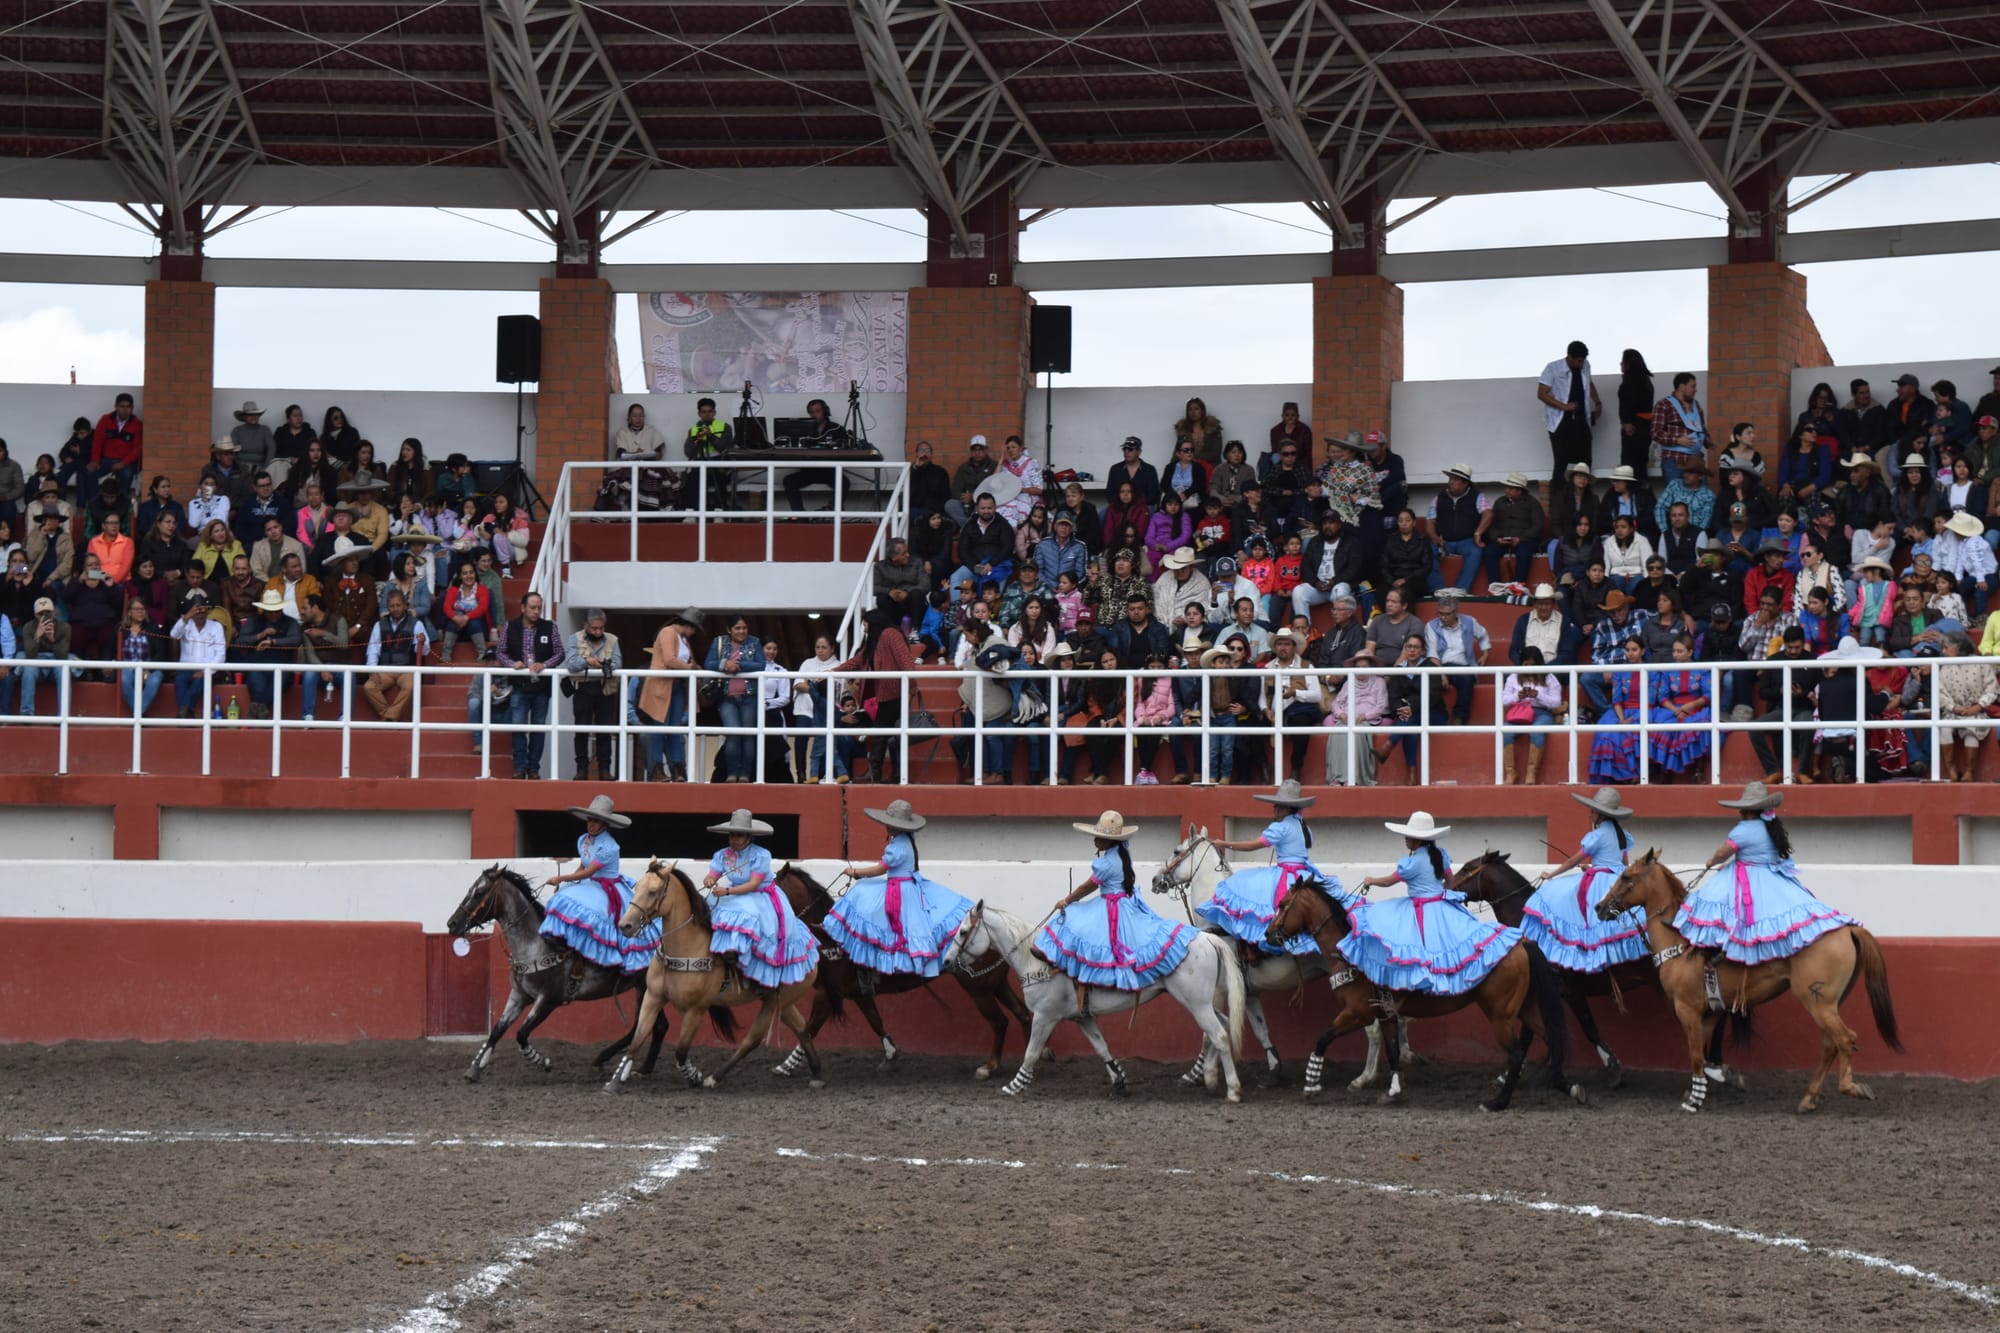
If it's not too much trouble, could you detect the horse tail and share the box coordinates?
[822,981,846,1023]
[1216,936,1246,1059]
[1851,927,1903,1052]
[709,1005,739,1042]
[1725,1009,1754,1048]
[1523,941,1569,1079]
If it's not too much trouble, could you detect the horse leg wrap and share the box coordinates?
[1180,1059,1206,1087]
[1682,1074,1708,1114]
[772,1047,807,1077]
[1303,1053,1325,1096]
[679,1060,704,1087]
[1000,1067,1034,1097]
[521,1044,551,1071]
[1104,1058,1127,1086]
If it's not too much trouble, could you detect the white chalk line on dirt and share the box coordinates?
[773,1148,1998,1311]
[378,1136,719,1333]
[9,1129,701,1153]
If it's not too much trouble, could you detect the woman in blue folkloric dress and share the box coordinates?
[827,799,973,977]
[1040,811,1192,989]
[1200,779,1347,956]
[1679,782,1855,965]
[1589,637,1645,783]
[540,795,661,972]
[701,808,817,988]
[1341,811,1518,997]
[1521,787,1645,972]
[1647,635,1712,776]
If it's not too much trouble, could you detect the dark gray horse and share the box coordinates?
[446,865,669,1083]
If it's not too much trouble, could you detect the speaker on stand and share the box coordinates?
[494,314,548,520]
[1030,305,1072,472]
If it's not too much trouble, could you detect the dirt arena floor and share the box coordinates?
[3,1038,1996,1331]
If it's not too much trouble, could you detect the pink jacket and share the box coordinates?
[1134,677,1177,725]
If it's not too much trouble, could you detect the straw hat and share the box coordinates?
[233,400,264,420]
[1161,546,1199,570]
[390,530,442,544]
[1073,810,1139,840]
[1607,465,1636,482]
[1270,627,1307,650]
[1571,787,1631,819]
[1841,454,1874,470]
[1502,472,1530,490]
[1045,641,1076,660]
[1946,510,1985,539]
[211,435,239,453]
[865,799,926,833]
[1199,646,1234,667]
[568,794,631,828]
[1442,464,1473,483]
[1818,635,1883,663]
[1253,779,1315,810]
[1384,810,1450,840]
[1531,582,1558,601]
[324,537,368,566]
[1858,556,1894,576]
[1566,462,1594,479]
[670,607,705,630]
[1718,782,1782,812]
[707,809,773,837]
[1718,452,1760,475]
[1900,453,1928,472]
[252,589,287,614]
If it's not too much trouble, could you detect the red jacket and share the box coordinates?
[440,582,492,625]
[1742,564,1796,617]
[93,411,144,470]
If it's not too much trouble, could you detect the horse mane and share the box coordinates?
[1290,876,1351,934]
[645,861,711,932]
[493,865,546,922]
[780,863,837,914]
[1640,849,1689,905]
[1454,850,1532,903]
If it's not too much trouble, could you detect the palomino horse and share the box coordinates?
[607,861,824,1093]
[941,900,1247,1102]
[1265,878,1582,1110]
[1161,831,1416,1091]
[766,865,1034,1081]
[446,865,669,1083]
[1593,851,1901,1114]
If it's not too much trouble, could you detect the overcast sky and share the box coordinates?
[0,162,1994,395]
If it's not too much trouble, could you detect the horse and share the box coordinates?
[1265,878,1582,1110]
[764,865,1034,1080]
[606,861,825,1093]
[446,865,669,1084]
[941,900,1247,1102]
[1156,831,1415,1091]
[1593,851,1902,1114]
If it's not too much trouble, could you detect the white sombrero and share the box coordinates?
[708,808,773,837]
[1073,810,1139,840]
[1383,810,1450,840]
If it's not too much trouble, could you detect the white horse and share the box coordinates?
[1157,831,1419,1091]
[942,900,1247,1102]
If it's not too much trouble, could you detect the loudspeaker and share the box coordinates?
[495,314,542,384]
[1030,304,1072,374]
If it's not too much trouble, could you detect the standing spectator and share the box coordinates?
[1318,434,1383,577]
[1650,372,1709,476]
[703,615,765,782]
[1209,440,1255,511]
[1161,439,1209,506]
[168,590,227,718]
[1428,464,1491,579]
[1269,402,1311,473]
[793,633,845,784]
[57,418,92,504]
[1747,627,1816,782]
[1176,396,1224,464]
[947,435,998,524]
[565,608,622,781]
[91,392,143,495]
[0,439,22,528]
[1483,473,1545,588]
[907,439,951,519]
[1616,349,1656,482]
[1537,340,1601,486]
[636,608,702,782]
[495,590,560,776]
[1422,589,1491,725]
[835,607,918,784]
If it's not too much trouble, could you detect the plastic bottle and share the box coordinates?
[226,696,240,721]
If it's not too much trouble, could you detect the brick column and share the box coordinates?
[1706,262,1830,449]
[903,285,1032,464]
[141,280,217,489]
[535,277,620,508]
[1311,274,1403,443]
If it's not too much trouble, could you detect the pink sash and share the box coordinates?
[1574,866,1607,919]
[592,876,624,917]
[1734,862,1756,928]
[1103,892,1135,968]
[758,882,790,960]
[1410,893,1444,941]
[884,876,912,952]
[1274,862,1307,909]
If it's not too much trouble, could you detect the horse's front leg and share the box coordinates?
[1351,1019,1385,1090]
[773,990,831,1078]
[608,981,669,1094]
[777,999,825,1088]
[1000,987,1064,1098]
[513,995,555,1072]
[466,986,529,1083]
[1243,993,1284,1086]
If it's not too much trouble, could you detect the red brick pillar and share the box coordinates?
[903,285,1032,465]
[1706,262,1830,450]
[142,280,216,489]
[535,277,620,509]
[1311,274,1403,443]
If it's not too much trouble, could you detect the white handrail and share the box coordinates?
[3,655,1987,786]
[834,466,912,656]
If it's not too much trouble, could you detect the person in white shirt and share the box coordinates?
[1537,339,1601,488]
[1262,627,1324,780]
[792,633,846,783]
[169,591,230,717]
[1423,588,1492,726]
[1601,514,1654,594]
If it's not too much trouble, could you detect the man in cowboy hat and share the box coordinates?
[1510,582,1579,666]
[1582,588,1648,717]
[230,586,302,718]
[1264,628,1323,778]
[1837,452,1893,534]
[1654,456,1716,535]
[230,400,275,472]
[320,535,379,638]
[199,434,252,510]
[1936,509,1997,604]
[310,506,363,579]
[1742,538,1796,618]
[1483,472,1545,588]
[1152,545,1211,627]
[341,478,392,569]
[1428,463,1491,577]
[1292,508,1361,621]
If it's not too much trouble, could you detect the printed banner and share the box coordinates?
[638,291,909,395]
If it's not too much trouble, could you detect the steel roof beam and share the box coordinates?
[101,0,264,255]
[480,0,658,266]
[843,0,1053,258]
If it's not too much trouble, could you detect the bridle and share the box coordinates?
[1455,855,1532,910]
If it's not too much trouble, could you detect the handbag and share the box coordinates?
[1504,700,1535,724]
[697,676,724,708]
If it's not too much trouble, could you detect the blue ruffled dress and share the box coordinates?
[1520,823,1644,972]
[539,830,662,973]
[824,834,974,977]
[1338,845,1519,996]
[1197,815,1344,955]
[706,843,818,988]
[1040,848,1192,989]
[1676,818,1854,964]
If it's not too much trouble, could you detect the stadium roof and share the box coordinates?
[2,0,1998,258]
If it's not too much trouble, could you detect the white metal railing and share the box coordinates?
[529,458,910,632]
[2,656,1989,786]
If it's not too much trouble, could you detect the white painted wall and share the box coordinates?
[1019,383,1311,477]
[5,857,1993,940]
[0,806,114,858]
[157,808,472,861]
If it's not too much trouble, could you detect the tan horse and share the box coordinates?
[606,861,824,1094]
[1593,851,1901,1114]
[1267,879,1582,1111]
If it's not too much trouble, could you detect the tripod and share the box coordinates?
[497,381,548,521]
[840,379,869,446]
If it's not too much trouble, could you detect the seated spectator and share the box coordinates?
[437,558,494,660]
[248,514,306,584]
[1583,589,1648,717]
[113,595,165,716]
[1511,582,1579,665]
[322,538,381,642]
[231,588,302,718]
[132,475,184,540]
[1259,438,1312,510]
[1594,464,1658,540]
[1428,464,1490,578]
[1933,630,1997,782]
[64,554,122,671]
[168,589,227,718]
[1161,438,1210,507]
[85,474,133,540]
[1796,585,1839,655]
[949,492,1015,592]
[435,453,478,509]
[1190,491,1233,567]
[1264,627,1322,780]
[342,479,393,569]
[1588,637,1647,783]
[1937,510,1996,617]
[217,553,262,634]
[270,405,315,468]
[1601,513,1652,594]
[1654,501,1709,575]
[379,549,431,623]
[1012,504,1053,568]
[480,492,531,575]
[1145,491,1193,573]
[200,436,252,511]
[997,562,1046,627]
[1483,472,1545,586]
[1152,546,1211,626]
[1105,591,1173,671]
[1380,507,1436,607]
[1007,593,1059,661]
[1032,511,1089,591]
[57,419,92,504]
[87,511,134,585]
[231,472,286,548]
[1208,441,1254,513]
[1230,478,1283,554]
[1055,480,1102,554]
[1812,636,1891,784]
[1742,539,1796,616]
[1217,595,1271,660]
[1102,479,1149,550]
[14,593,71,714]
[90,392,143,496]
[1647,634,1712,781]
[1641,586,1697,660]
[337,440,383,492]
[25,507,75,585]
[190,519,242,582]
[1059,644,1128,786]
[1499,646,1565,785]
[363,586,430,723]
[1679,546,1738,624]
[261,550,319,623]
[1104,435,1160,507]
[1362,586,1424,666]
[124,553,174,629]
[1292,509,1361,620]
[1634,554,1676,609]
[1380,634,1441,781]
[1422,589,1490,726]
[872,537,927,620]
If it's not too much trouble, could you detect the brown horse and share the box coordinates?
[1593,851,1901,1114]
[767,865,1033,1080]
[1265,878,1582,1111]
[605,861,824,1093]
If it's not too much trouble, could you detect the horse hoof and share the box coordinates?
[1302,1086,1323,1100]
[1345,1076,1376,1092]
[1381,1090,1405,1107]
[1477,1099,1500,1113]
[1568,1084,1589,1107]
[876,1059,899,1074]
[1796,1097,1818,1114]
[770,1064,793,1078]
[603,1080,623,1096]
[536,1057,553,1072]
[1255,1068,1286,1089]
[1604,1063,1625,1092]
[973,1067,994,1081]
[1680,1100,1702,1114]
[700,1075,719,1089]
[1225,1088,1241,1104]
[999,1085,1020,1098]
[1108,1083,1129,1100]
[462,1068,482,1084]
[1847,1081,1875,1102]
[809,1079,826,1090]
